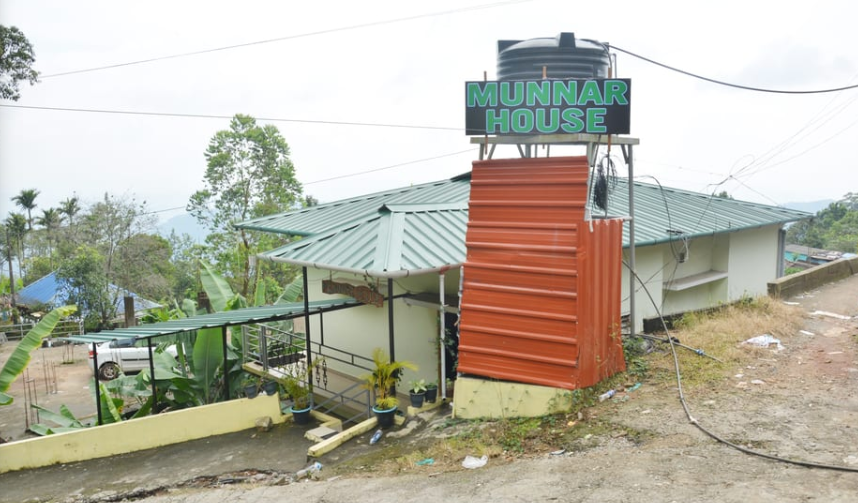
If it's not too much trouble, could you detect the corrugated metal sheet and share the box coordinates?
[600,178,809,247]
[67,299,358,343]
[16,272,161,311]
[577,218,626,387]
[238,173,808,253]
[458,156,625,390]
[236,175,472,236]
[260,203,468,275]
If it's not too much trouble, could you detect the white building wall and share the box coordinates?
[303,269,452,385]
[726,225,780,299]
[623,225,780,331]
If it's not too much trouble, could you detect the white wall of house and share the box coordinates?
[622,225,782,332]
[302,269,450,386]
[726,225,780,299]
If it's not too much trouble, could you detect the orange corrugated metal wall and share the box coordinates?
[458,156,625,390]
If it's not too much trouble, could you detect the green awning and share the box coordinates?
[67,299,358,344]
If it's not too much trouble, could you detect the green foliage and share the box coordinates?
[0,305,76,405]
[622,336,650,380]
[192,328,225,404]
[56,245,114,331]
[188,114,302,297]
[283,358,323,410]
[784,266,803,275]
[0,25,39,101]
[409,379,427,394]
[786,197,858,253]
[362,348,418,410]
[200,260,233,312]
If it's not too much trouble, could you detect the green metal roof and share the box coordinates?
[243,172,809,275]
[236,174,472,237]
[599,178,810,246]
[67,299,358,344]
[260,202,468,276]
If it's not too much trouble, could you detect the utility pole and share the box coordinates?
[5,227,15,309]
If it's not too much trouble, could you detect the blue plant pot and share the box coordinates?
[290,405,312,425]
[372,406,397,428]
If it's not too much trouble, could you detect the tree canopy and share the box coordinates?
[786,195,858,253]
[188,114,303,297]
[0,25,39,101]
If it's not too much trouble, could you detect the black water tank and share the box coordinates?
[497,32,609,80]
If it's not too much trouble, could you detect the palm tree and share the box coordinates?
[4,213,28,279]
[36,207,61,268]
[59,196,81,227]
[11,189,40,230]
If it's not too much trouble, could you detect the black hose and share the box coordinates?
[623,260,858,473]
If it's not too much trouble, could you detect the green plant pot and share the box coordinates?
[244,384,259,399]
[373,406,397,429]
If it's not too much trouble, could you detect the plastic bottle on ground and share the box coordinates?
[296,461,322,479]
[598,390,616,402]
[369,429,383,445]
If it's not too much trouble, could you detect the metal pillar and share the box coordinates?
[92,342,102,425]
[438,272,446,399]
[387,278,395,362]
[147,338,157,412]
[302,267,313,395]
[221,326,229,400]
[623,144,637,339]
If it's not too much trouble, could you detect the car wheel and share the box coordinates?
[98,362,120,380]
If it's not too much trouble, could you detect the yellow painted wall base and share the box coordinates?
[452,377,573,419]
[0,394,284,474]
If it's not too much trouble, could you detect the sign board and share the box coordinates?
[465,79,631,136]
[322,280,384,308]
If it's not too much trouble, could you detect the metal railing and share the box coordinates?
[242,322,374,423]
[0,319,83,341]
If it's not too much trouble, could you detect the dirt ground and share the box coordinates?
[2,274,857,502]
[0,340,94,442]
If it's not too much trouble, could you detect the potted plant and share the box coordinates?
[362,348,417,428]
[409,379,427,408]
[283,358,322,425]
[424,380,438,403]
[262,379,279,396]
[243,376,260,399]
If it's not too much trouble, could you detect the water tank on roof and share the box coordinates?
[497,32,610,81]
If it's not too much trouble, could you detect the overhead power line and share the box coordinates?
[0,104,460,132]
[610,45,858,94]
[39,0,532,79]
[304,148,477,185]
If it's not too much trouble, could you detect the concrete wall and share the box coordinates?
[768,256,858,298]
[0,394,284,474]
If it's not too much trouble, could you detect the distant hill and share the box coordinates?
[783,199,833,215]
[157,213,208,243]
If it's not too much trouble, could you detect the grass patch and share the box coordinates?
[643,296,803,388]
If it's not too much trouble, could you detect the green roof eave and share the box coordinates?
[622,216,809,248]
[66,300,359,344]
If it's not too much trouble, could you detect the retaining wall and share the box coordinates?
[0,394,285,473]
[768,257,858,298]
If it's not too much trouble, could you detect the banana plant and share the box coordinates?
[0,305,77,405]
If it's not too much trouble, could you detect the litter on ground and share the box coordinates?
[810,310,851,320]
[741,334,784,351]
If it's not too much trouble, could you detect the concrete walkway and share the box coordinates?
[0,421,318,503]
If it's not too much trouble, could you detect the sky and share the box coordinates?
[1,0,857,227]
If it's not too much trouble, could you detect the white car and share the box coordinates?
[88,338,177,380]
